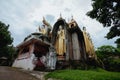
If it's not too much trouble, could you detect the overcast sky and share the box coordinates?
[0,0,116,48]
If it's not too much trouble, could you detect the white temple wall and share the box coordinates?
[12,44,36,70]
[12,53,36,70]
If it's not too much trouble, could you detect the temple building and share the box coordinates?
[12,16,97,70]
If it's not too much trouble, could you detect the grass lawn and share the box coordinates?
[45,68,120,80]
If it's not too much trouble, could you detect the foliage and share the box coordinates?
[115,45,120,52]
[45,69,120,80]
[0,21,15,66]
[96,45,120,71]
[87,0,120,43]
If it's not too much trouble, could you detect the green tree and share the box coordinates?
[87,0,120,43]
[0,21,15,66]
[96,45,120,71]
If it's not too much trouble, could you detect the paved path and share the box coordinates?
[21,69,48,80]
[0,66,47,80]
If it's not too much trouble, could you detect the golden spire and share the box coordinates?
[71,15,75,22]
[60,13,62,19]
[42,16,47,25]
[57,13,63,21]
[60,13,62,17]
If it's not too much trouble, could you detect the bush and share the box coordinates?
[96,45,120,72]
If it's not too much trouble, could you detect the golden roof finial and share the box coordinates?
[43,16,46,25]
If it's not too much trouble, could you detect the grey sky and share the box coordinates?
[0,0,116,48]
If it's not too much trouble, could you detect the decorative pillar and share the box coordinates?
[29,44,35,54]
[72,33,81,60]
[17,48,23,59]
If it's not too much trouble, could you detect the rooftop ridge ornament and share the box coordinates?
[83,26,86,31]
[42,16,46,25]
[42,16,51,28]
[60,13,62,18]
[57,13,63,21]
[71,15,76,22]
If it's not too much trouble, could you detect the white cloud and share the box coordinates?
[0,0,116,48]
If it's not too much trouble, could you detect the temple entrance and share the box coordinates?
[33,41,49,70]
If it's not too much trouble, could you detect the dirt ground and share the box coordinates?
[0,66,48,80]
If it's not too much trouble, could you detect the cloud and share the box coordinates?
[0,0,116,48]
[45,14,55,25]
[64,8,71,12]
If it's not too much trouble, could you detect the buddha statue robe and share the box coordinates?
[83,30,95,58]
[55,25,66,55]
